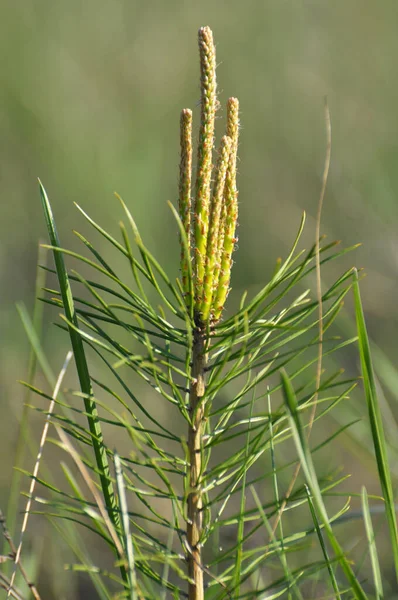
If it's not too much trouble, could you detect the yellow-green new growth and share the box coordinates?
[179,108,193,306]
[177,27,239,327]
[214,97,240,320]
[194,26,217,308]
[211,201,226,304]
[200,135,232,322]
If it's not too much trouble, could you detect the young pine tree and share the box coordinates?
[8,24,387,600]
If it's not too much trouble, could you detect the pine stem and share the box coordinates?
[187,327,207,600]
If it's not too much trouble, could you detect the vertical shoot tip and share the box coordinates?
[179,108,193,308]
[199,135,232,323]
[213,97,240,321]
[193,26,217,316]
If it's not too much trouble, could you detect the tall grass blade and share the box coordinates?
[353,269,398,583]
[39,181,128,587]
[281,369,368,599]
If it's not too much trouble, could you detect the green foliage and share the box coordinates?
[17,185,369,598]
[3,22,398,600]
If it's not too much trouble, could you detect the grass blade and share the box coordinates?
[361,487,383,599]
[6,243,47,543]
[39,181,128,587]
[7,352,73,599]
[353,269,398,583]
[280,369,368,600]
[305,485,341,598]
[114,453,137,600]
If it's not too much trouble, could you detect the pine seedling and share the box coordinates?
[16,23,378,600]
[178,28,241,599]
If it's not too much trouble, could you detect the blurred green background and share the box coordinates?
[2,0,398,597]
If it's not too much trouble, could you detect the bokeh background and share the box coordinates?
[2,1,398,597]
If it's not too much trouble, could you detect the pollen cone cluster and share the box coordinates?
[178,26,240,327]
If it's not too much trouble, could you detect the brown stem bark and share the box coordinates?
[187,328,207,600]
